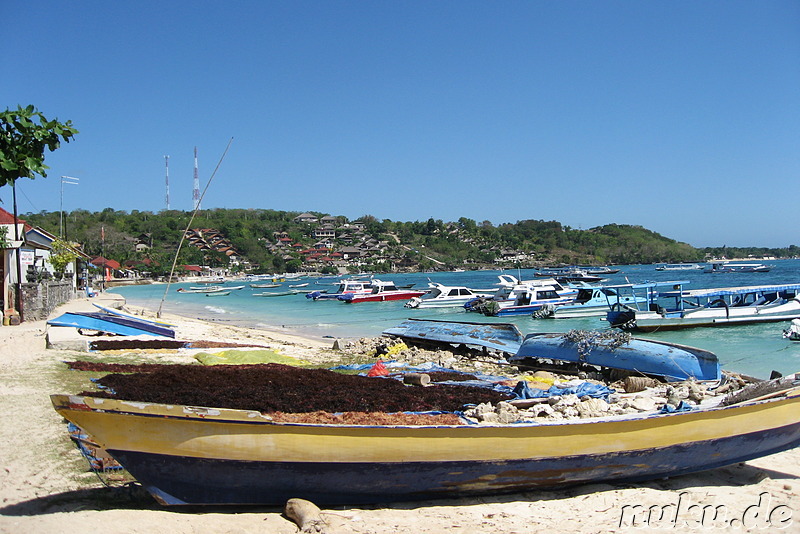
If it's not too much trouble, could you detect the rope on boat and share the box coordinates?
[562,329,632,360]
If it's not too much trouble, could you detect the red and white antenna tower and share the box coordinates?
[164,155,170,210]
[192,146,201,210]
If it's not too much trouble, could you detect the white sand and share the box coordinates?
[0,293,798,533]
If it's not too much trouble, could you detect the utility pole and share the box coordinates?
[164,155,170,210]
[193,146,201,210]
[60,175,79,239]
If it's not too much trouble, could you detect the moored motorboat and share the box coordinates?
[607,283,800,332]
[535,268,604,283]
[544,284,650,319]
[337,279,425,303]
[583,266,620,275]
[704,261,773,273]
[655,263,705,271]
[306,279,373,301]
[405,282,494,309]
[177,286,229,294]
[783,319,800,341]
[464,275,575,316]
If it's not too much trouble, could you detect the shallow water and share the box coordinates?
[111,259,800,379]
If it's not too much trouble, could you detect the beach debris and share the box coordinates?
[622,375,661,393]
[403,372,431,386]
[562,329,632,359]
[367,360,389,377]
[285,498,329,533]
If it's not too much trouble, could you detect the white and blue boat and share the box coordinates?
[464,275,576,316]
[704,261,773,273]
[655,263,705,271]
[545,285,650,319]
[607,282,800,332]
[404,282,494,309]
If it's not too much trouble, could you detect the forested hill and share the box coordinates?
[21,208,795,274]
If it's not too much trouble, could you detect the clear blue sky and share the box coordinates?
[4,1,799,248]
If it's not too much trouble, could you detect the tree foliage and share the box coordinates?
[48,239,79,273]
[0,105,78,187]
[20,208,796,274]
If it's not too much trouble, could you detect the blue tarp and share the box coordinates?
[659,400,694,413]
[331,360,615,401]
[512,380,615,401]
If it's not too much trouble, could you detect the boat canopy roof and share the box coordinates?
[662,283,800,299]
[602,281,691,291]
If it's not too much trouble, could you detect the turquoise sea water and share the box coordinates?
[110,259,800,380]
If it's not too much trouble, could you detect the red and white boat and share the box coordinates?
[337,279,425,303]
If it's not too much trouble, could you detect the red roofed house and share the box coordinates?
[1,206,89,322]
[0,206,26,319]
[91,256,121,282]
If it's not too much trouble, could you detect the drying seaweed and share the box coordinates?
[82,363,512,414]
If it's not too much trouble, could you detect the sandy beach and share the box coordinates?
[1,293,798,533]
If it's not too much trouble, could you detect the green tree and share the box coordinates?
[0,105,78,186]
[48,239,79,274]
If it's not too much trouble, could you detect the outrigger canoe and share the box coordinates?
[47,311,176,338]
[51,377,800,505]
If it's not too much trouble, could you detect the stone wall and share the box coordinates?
[20,282,76,321]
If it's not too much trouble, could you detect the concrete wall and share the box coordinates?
[20,281,76,321]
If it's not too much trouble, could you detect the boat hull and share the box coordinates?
[493,297,574,317]
[51,390,800,505]
[383,318,524,353]
[339,291,425,303]
[47,312,176,338]
[610,299,800,332]
[510,333,720,381]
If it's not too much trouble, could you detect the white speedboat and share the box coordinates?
[464,275,576,317]
[655,263,705,271]
[704,261,773,273]
[405,283,493,308]
[783,318,800,341]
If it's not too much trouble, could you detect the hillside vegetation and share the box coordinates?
[21,208,796,274]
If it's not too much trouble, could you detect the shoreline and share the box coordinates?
[0,294,798,533]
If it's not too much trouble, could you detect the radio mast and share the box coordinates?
[193,146,201,210]
[164,155,170,210]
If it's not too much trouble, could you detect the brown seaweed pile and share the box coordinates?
[80,363,512,414]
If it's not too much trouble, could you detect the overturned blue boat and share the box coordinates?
[510,332,720,382]
[383,319,720,382]
[383,318,524,355]
[48,311,176,338]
